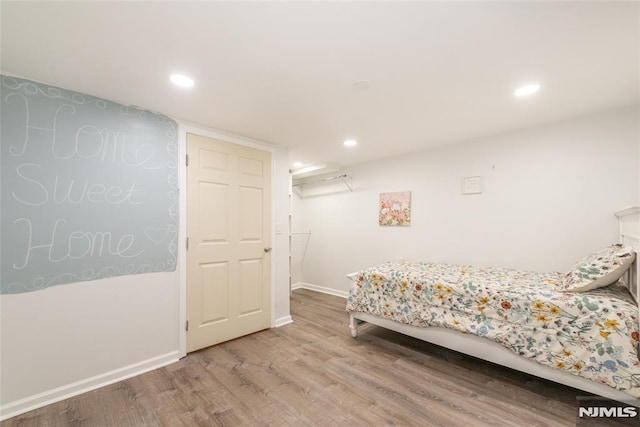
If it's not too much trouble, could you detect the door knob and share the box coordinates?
[264,247,272,253]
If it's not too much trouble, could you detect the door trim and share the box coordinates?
[178,123,277,358]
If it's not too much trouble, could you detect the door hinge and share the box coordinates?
[186,237,189,250]
[186,154,189,166]
[186,320,189,332]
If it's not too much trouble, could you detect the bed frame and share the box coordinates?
[348,207,640,403]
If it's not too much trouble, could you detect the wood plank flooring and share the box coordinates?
[0,289,631,426]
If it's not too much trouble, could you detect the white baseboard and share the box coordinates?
[274,315,293,327]
[291,282,348,299]
[0,351,180,421]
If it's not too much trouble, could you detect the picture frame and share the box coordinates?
[379,191,411,226]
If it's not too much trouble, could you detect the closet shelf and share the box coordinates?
[292,174,352,198]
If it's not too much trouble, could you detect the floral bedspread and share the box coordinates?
[346,260,640,397]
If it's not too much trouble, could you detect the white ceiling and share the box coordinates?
[2,1,638,169]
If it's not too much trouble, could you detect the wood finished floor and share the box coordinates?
[1,289,630,426]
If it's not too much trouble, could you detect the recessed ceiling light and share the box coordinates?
[170,74,194,88]
[343,139,358,147]
[514,84,540,97]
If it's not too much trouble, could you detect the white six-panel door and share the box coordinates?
[187,133,271,352]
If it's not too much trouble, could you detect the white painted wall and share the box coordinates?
[293,106,639,294]
[290,191,309,285]
[272,147,292,326]
[0,123,291,420]
[0,273,180,417]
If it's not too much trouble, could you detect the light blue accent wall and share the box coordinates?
[1,75,178,294]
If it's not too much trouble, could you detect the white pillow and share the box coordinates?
[560,244,636,292]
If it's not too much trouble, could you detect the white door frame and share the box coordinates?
[178,123,277,358]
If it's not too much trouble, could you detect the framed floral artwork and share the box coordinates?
[379,191,411,226]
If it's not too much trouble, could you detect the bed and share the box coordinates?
[346,207,640,403]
